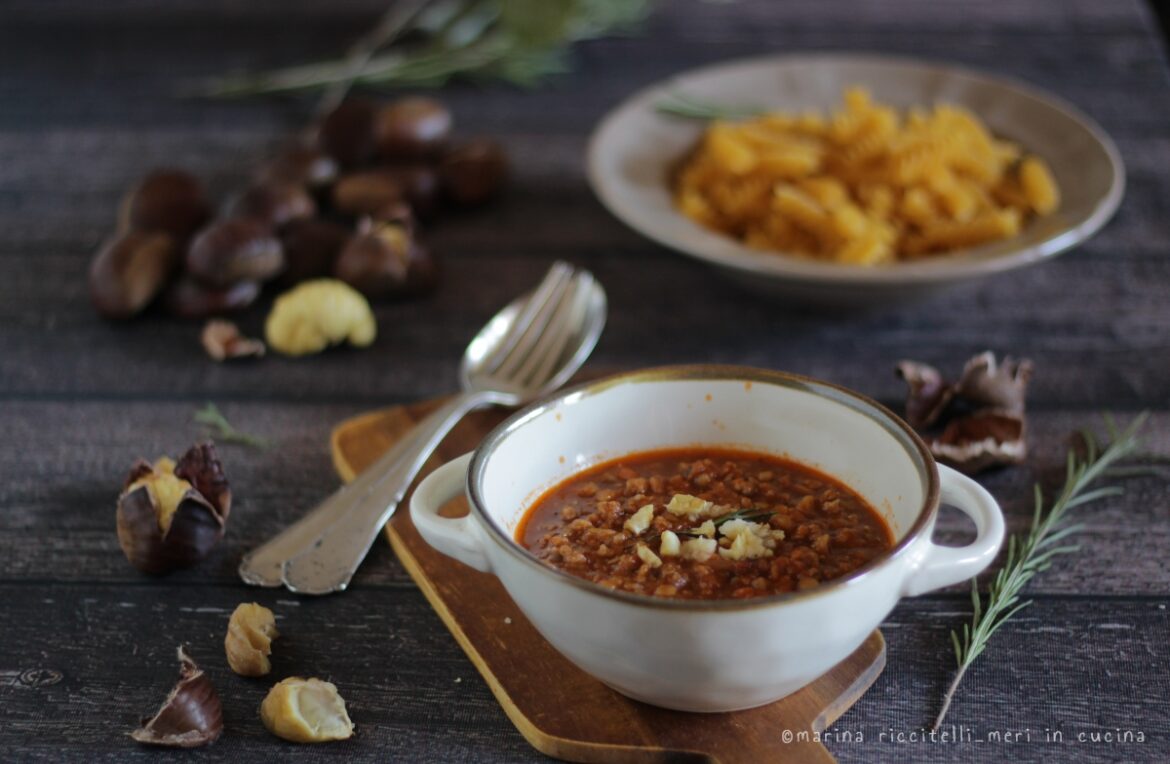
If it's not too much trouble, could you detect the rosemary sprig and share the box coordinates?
[654,91,766,121]
[933,413,1151,730]
[644,506,777,543]
[194,403,270,450]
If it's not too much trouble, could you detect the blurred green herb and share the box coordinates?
[195,403,270,449]
[933,414,1155,730]
[654,90,765,121]
[204,0,652,102]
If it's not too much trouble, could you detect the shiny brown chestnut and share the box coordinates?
[120,169,212,240]
[164,276,260,319]
[186,219,284,287]
[115,442,231,575]
[257,144,340,189]
[374,97,452,159]
[318,98,378,167]
[331,170,405,218]
[277,218,352,286]
[380,163,441,218]
[440,138,508,205]
[225,182,316,229]
[130,647,223,748]
[88,231,177,319]
[334,218,438,299]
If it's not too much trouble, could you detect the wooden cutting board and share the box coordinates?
[331,398,886,764]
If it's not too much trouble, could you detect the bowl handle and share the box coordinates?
[409,452,492,573]
[901,465,1005,596]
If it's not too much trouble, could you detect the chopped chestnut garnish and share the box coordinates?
[129,647,223,748]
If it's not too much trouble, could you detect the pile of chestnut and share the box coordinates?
[88,96,507,321]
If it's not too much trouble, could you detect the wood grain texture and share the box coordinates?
[0,0,1167,761]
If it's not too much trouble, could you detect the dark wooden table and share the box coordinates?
[2,1,1168,761]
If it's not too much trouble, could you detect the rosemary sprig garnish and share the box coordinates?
[933,413,1152,729]
[194,403,270,450]
[655,91,765,121]
[644,506,777,543]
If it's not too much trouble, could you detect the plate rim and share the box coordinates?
[585,51,1126,287]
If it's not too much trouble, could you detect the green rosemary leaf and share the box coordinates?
[654,91,766,121]
[932,414,1153,731]
[194,403,270,450]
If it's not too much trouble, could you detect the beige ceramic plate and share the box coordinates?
[586,53,1125,305]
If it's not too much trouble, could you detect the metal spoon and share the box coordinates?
[238,261,606,594]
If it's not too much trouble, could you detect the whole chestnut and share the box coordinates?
[225,182,316,229]
[440,138,508,206]
[380,163,441,218]
[88,231,177,319]
[278,218,352,286]
[116,442,231,575]
[164,276,261,319]
[374,97,452,159]
[257,144,339,189]
[318,99,377,168]
[334,219,438,299]
[332,171,405,218]
[186,219,284,287]
[120,169,212,240]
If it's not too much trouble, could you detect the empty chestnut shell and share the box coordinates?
[278,218,352,286]
[440,138,508,206]
[257,144,339,189]
[225,183,316,229]
[374,97,452,159]
[318,99,378,168]
[120,169,212,240]
[115,442,231,575]
[130,647,223,748]
[332,171,405,218]
[164,276,260,319]
[88,231,177,319]
[186,219,284,287]
[334,219,438,299]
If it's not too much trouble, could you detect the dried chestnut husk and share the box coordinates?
[201,320,265,362]
[331,170,405,218]
[225,182,316,229]
[374,97,452,159]
[120,169,212,240]
[257,144,339,190]
[130,647,223,748]
[115,442,231,575]
[277,218,352,286]
[440,138,508,206]
[334,219,437,299]
[186,218,284,287]
[318,98,378,168]
[164,275,260,319]
[88,231,177,319]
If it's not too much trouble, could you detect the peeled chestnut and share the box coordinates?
[277,218,352,286]
[332,171,405,218]
[226,183,316,229]
[440,138,508,206]
[115,442,231,575]
[120,169,212,240]
[186,219,284,287]
[374,97,452,159]
[164,276,260,319]
[318,98,377,167]
[88,231,177,319]
[334,219,437,299]
[257,144,339,189]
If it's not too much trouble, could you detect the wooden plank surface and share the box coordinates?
[0,1,1167,762]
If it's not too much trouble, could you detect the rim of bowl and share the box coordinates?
[465,365,941,612]
[585,51,1126,287]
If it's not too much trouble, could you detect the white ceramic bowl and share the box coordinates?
[411,367,1005,712]
[586,53,1125,306]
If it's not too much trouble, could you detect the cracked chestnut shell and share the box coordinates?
[120,169,212,241]
[334,219,438,299]
[186,218,284,288]
[374,97,451,159]
[88,231,177,319]
[226,182,316,229]
[115,442,231,575]
[130,647,223,748]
